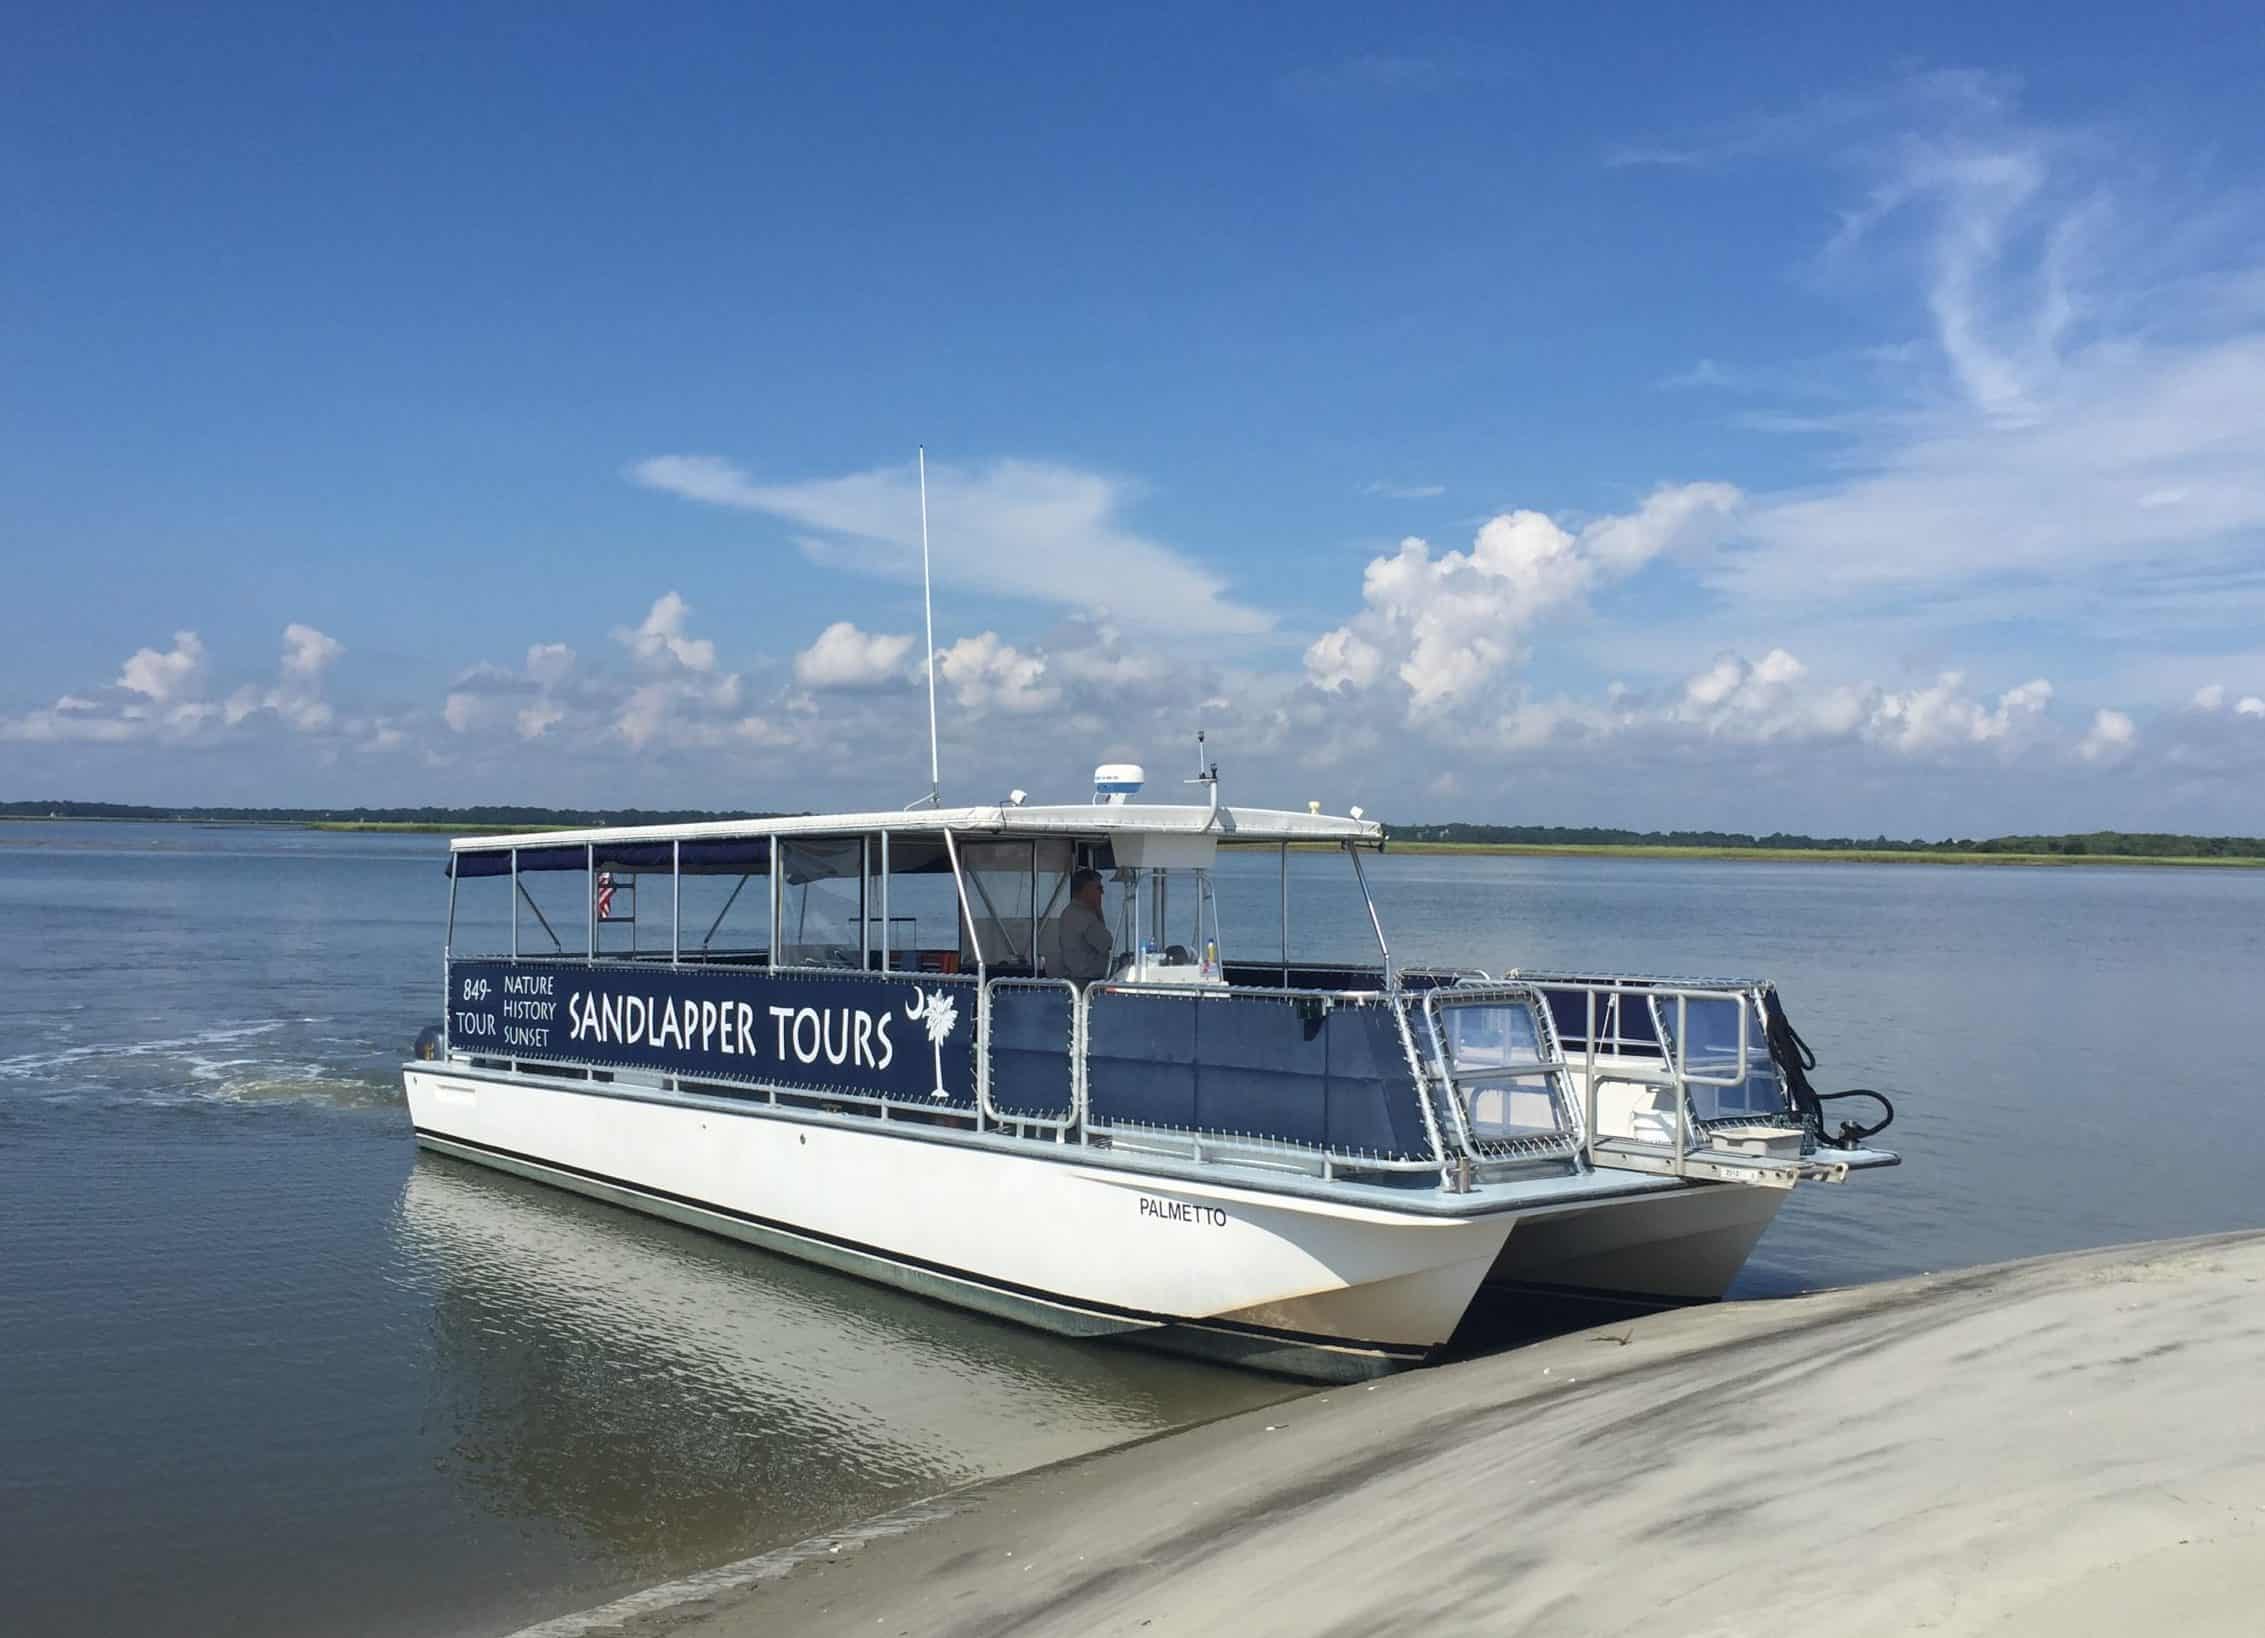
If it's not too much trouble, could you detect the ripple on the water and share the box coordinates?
[0,1016,402,1108]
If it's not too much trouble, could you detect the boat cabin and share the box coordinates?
[444,801,1392,984]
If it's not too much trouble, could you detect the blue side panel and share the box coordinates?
[1193,996,1330,1145]
[1085,991,1431,1160]
[1085,992,1199,1130]
[1324,1005,1432,1158]
[987,986,1076,1118]
[1617,994,1662,1044]
[450,837,775,877]
[450,843,586,878]
[1539,984,1663,1053]
[1538,986,1587,1043]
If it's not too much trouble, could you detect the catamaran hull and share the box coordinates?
[400,1068,1807,1379]
[404,1065,1521,1381]
[1480,1181,1790,1307]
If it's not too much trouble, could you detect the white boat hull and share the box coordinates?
[404,1067,1517,1380]
[1481,1180,1790,1305]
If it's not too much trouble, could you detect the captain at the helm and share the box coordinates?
[1056,867,1114,983]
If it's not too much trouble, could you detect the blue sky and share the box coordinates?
[10,4,2265,831]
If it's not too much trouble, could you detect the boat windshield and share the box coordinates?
[1104,863,1222,974]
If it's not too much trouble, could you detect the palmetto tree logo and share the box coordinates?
[904,987,959,1099]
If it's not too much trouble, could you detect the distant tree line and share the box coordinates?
[8,802,2263,857]
[0,800,788,826]
[1387,823,2265,858]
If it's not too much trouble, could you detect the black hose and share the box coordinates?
[1814,1087,1896,1146]
[1762,990,1895,1148]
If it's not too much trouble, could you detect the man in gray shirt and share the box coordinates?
[1057,867,1114,983]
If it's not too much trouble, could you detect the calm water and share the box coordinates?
[4,822,2262,1635]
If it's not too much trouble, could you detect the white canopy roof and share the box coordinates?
[449,802,1384,855]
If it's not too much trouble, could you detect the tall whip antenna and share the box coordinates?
[919,445,940,808]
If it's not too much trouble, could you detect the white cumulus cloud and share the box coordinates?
[1306,483,1741,710]
[225,624,345,733]
[280,623,344,683]
[2079,708,2138,763]
[117,631,206,702]
[1303,628,1383,693]
[615,592,718,673]
[8,623,341,743]
[938,632,1059,714]
[794,622,915,690]
[1866,673,2054,753]
[525,643,576,688]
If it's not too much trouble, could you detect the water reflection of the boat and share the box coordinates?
[395,1157,1285,1559]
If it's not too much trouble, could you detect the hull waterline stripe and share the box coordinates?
[411,1125,1433,1362]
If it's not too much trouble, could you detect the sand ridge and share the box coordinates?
[566,1231,2265,1638]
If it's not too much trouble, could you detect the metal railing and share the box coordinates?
[1415,985,1584,1172]
[1510,975,1808,1180]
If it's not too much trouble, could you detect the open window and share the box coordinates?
[672,838,774,965]
[445,843,601,960]
[777,838,864,968]
[957,839,1076,975]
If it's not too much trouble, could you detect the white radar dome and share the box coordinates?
[1092,763,1145,805]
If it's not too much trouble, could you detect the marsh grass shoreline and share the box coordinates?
[1378,839,2265,867]
[8,813,2265,865]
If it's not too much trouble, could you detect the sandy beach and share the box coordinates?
[530,1229,2265,1638]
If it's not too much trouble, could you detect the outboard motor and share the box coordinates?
[412,1023,444,1062]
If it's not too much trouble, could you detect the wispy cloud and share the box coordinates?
[1605,69,2021,171]
[1277,54,1470,104]
[631,454,1271,637]
[1610,71,2265,683]
[1360,480,1445,500]
[1653,347,1916,405]
[1653,358,1741,391]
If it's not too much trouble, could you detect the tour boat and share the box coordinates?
[402,762,1897,1382]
